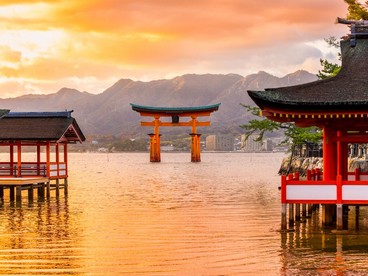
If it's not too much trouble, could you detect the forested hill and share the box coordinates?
[0,70,317,137]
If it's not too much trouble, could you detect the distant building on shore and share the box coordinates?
[205,134,234,151]
[241,134,274,152]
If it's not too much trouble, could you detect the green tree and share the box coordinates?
[317,37,341,79]
[240,105,322,152]
[344,0,368,19]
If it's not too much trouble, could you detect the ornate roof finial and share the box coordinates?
[336,17,368,47]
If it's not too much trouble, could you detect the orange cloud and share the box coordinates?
[0,0,350,97]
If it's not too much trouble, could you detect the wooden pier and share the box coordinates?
[0,177,68,206]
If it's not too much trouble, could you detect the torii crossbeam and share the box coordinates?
[131,103,220,162]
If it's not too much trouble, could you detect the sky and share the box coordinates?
[0,0,349,98]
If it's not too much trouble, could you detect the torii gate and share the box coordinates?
[131,103,220,162]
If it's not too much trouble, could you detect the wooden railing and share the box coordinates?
[0,162,67,179]
[49,162,67,179]
[281,168,368,205]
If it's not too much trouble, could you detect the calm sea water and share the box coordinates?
[1,152,368,275]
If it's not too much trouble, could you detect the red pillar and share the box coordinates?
[10,144,14,176]
[323,126,337,181]
[37,145,41,176]
[322,126,337,227]
[148,133,161,162]
[190,133,201,162]
[46,142,50,177]
[17,142,21,177]
[55,144,60,178]
[64,143,68,177]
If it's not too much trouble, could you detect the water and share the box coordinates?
[1,152,368,275]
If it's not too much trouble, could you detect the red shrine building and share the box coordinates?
[248,18,368,230]
[0,110,85,202]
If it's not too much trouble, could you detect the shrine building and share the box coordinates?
[131,103,220,162]
[0,110,85,204]
[248,18,368,231]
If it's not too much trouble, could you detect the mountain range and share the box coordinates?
[0,70,317,138]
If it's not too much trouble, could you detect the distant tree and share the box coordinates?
[239,105,322,153]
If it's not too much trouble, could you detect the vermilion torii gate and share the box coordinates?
[131,103,220,162]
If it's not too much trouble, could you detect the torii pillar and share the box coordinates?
[131,103,220,162]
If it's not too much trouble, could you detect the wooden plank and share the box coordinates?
[0,177,49,186]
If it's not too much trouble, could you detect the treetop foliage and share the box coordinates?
[344,0,368,20]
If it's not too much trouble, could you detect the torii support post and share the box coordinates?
[148,133,161,162]
[190,133,201,162]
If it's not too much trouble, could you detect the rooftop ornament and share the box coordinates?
[336,17,368,47]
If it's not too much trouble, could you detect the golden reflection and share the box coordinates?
[0,197,83,275]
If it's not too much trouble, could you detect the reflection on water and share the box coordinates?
[1,152,368,274]
[280,207,368,275]
[0,198,83,275]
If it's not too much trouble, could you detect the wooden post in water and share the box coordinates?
[16,186,21,204]
[356,205,360,229]
[336,204,343,230]
[9,187,15,201]
[56,179,60,197]
[64,178,68,196]
[28,186,33,202]
[281,175,287,230]
[295,204,301,222]
[302,204,307,218]
[289,204,294,227]
[46,181,50,199]
[322,205,336,227]
[307,204,312,217]
[38,183,45,201]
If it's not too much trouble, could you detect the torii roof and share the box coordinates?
[130,103,221,116]
[0,111,85,143]
[248,23,368,113]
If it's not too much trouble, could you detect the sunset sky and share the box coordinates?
[0,0,349,98]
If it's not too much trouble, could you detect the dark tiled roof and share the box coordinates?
[131,103,221,114]
[248,38,368,111]
[0,112,85,142]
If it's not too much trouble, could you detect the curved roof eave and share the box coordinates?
[130,103,221,114]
